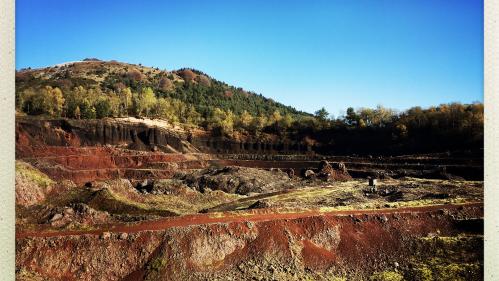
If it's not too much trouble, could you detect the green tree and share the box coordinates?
[314,107,329,122]
[345,107,359,126]
[185,104,201,125]
[210,108,234,135]
[80,98,96,119]
[51,87,65,117]
[95,97,112,118]
[133,87,157,116]
[119,87,133,116]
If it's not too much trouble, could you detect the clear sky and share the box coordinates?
[16,0,483,115]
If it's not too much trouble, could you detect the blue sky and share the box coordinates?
[16,0,483,115]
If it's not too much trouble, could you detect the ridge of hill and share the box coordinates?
[15,59,310,119]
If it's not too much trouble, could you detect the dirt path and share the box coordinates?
[16,202,483,239]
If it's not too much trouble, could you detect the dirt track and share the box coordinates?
[16,202,483,239]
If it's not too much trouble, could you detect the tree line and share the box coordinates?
[15,83,483,147]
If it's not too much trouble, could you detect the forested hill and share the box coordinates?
[15,59,310,120]
[15,59,483,155]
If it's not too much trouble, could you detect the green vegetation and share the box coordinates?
[15,161,54,189]
[144,257,168,281]
[370,271,404,281]
[15,60,483,154]
[403,235,483,281]
[15,61,309,134]
[44,179,242,217]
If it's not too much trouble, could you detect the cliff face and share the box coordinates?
[16,117,484,184]
[191,137,309,155]
[16,118,192,154]
[15,118,314,184]
[16,117,311,156]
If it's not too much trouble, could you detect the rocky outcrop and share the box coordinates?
[16,118,312,156]
[16,118,193,154]
[176,166,293,195]
[15,161,54,207]
[15,204,483,281]
[316,160,351,181]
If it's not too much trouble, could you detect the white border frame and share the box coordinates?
[0,0,15,279]
[0,0,497,279]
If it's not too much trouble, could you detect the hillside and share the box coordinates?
[15,59,310,120]
[15,59,483,155]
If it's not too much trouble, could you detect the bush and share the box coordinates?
[369,271,404,281]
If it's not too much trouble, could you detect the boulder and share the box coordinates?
[304,170,315,179]
[50,213,63,222]
[100,232,111,239]
[316,161,351,181]
[248,200,272,209]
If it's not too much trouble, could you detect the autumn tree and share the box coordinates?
[185,104,201,125]
[196,75,211,87]
[158,77,173,92]
[209,108,234,135]
[236,110,253,131]
[281,113,294,129]
[119,87,133,116]
[17,88,36,114]
[27,86,65,116]
[74,106,81,119]
[249,113,268,135]
[127,69,143,82]
[154,98,174,120]
[133,87,157,116]
[178,69,196,83]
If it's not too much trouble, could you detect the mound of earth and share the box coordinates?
[315,160,351,181]
[15,161,54,207]
[176,166,294,195]
[44,203,112,229]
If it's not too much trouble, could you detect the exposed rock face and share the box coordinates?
[191,137,310,155]
[16,118,484,183]
[16,118,311,156]
[177,166,292,195]
[16,118,193,154]
[15,205,483,281]
[46,203,111,229]
[316,161,351,181]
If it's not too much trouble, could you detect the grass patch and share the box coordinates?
[87,188,178,217]
[15,160,54,189]
[404,235,483,281]
[370,271,404,281]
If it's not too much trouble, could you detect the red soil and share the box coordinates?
[16,203,483,280]
[16,202,483,239]
[18,145,210,183]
